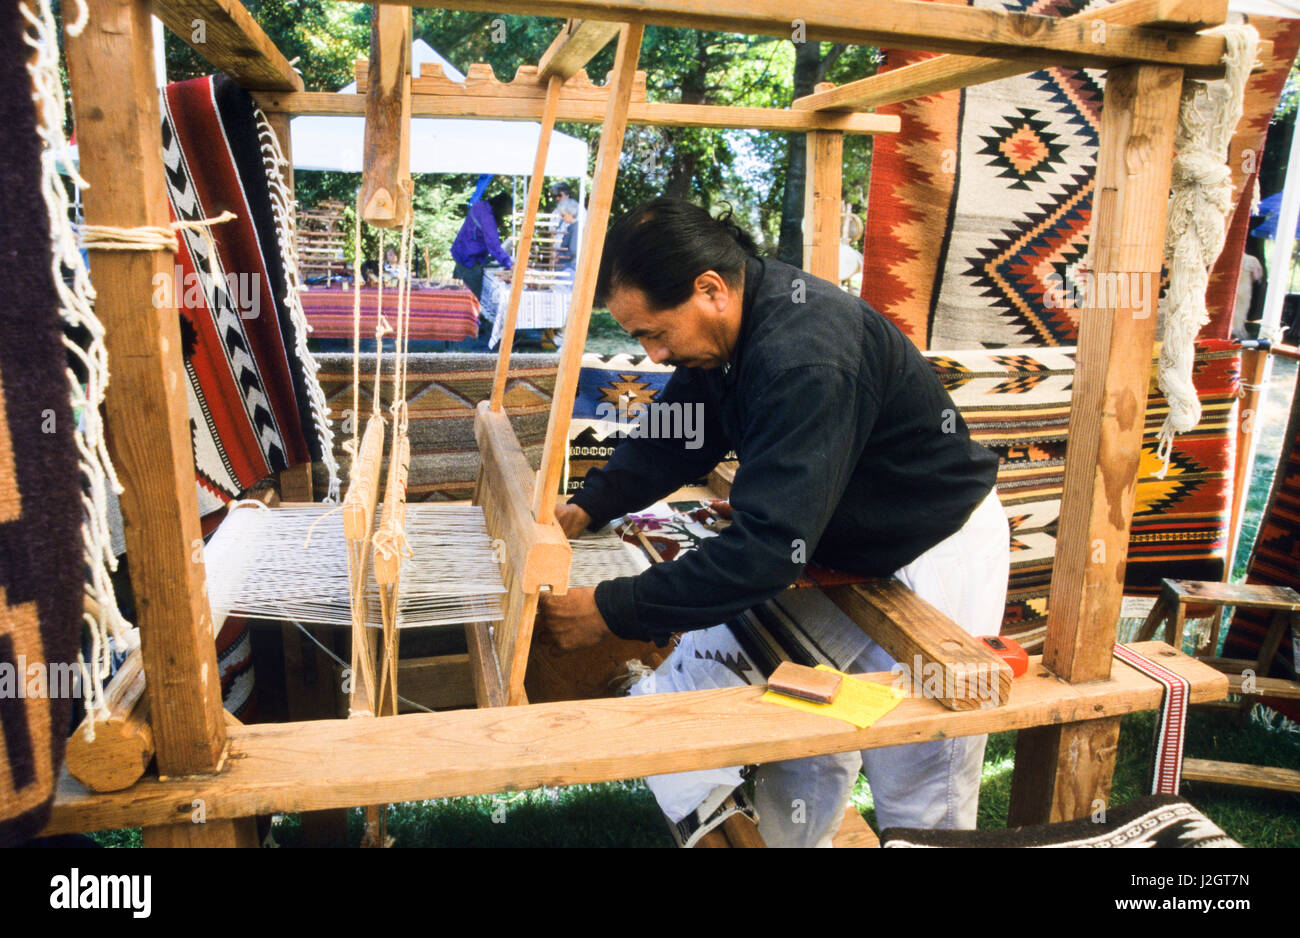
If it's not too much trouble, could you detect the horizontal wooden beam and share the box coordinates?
[538,19,622,81]
[43,642,1225,835]
[794,0,1237,112]
[254,91,899,135]
[336,0,1241,71]
[153,0,304,92]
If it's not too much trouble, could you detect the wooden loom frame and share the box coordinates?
[46,0,1250,846]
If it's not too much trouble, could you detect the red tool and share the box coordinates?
[980,635,1029,678]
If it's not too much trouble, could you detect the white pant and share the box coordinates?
[754,487,1011,847]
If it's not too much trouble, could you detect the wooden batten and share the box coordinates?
[538,19,622,81]
[337,0,1243,72]
[825,581,1013,711]
[793,0,1232,113]
[258,91,899,135]
[65,650,154,793]
[153,0,303,91]
[359,4,412,228]
[473,402,571,703]
[373,434,411,586]
[43,643,1226,835]
[65,0,229,779]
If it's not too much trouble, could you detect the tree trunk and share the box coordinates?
[778,41,824,267]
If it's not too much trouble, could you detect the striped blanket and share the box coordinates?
[860,0,1300,349]
[313,352,558,502]
[161,75,317,516]
[301,285,480,343]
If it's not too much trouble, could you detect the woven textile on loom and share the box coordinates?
[0,0,84,845]
[1222,380,1300,721]
[300,285,481,343]
[313,352,558,501]
[160,75,319,516]
[566,345,1239,646]
[860,0,1300,349]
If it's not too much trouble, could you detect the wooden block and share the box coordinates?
[832,807,879,848]
[65,650,155,793]
[768,661,842,704]
[824,579,1013,710]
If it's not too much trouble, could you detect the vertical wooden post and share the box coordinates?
[1008,64,1184,825]
[803,87,843,280]
[532,24,645,523]
[65,0,228,776]
[360,4,411,229]
[490,75,564,411]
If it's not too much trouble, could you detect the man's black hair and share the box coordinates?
[551,181,573,197]
[594,197,758,310]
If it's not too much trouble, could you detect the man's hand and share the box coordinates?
[538,586,611,651]
[554,500,591,539]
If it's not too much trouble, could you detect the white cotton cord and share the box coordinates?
[23,0,134,739]
[204,503,507,629]
[255,109,341,503]
[567,529,651,587]
[1156,25,1258,476]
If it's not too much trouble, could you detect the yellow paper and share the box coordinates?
[761,665,905,729]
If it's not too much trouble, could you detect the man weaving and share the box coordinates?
[538,198,1010,846]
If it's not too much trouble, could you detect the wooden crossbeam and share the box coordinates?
[338,0,1242,72]
[354,60,649,103]
[793,0,1233,113]
[153,0,303,91]
[538,19,622,81]
[256,90,899,134]
[41,643,1226,835]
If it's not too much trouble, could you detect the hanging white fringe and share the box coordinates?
[204,502,507,628]
[23,0,134,740]
[255,108,341,503]
[1156,25,1258,477]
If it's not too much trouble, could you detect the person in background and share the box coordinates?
[451,191,514,299]
[552,181,580,233]
[383,245,407,285]
[359,259,380,286]
[555,205,579,289]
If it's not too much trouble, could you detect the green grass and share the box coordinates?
[582,308,641,357]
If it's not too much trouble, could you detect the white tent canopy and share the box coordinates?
[289,39,589,178]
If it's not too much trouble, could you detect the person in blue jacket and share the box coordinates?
[451,191,513,298]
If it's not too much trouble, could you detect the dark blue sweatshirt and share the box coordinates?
[570,256,999,645]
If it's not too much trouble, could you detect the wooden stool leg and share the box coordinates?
[1136,587,1174,642]
[1239,610,1293,723]
[1167,602,1189,651]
